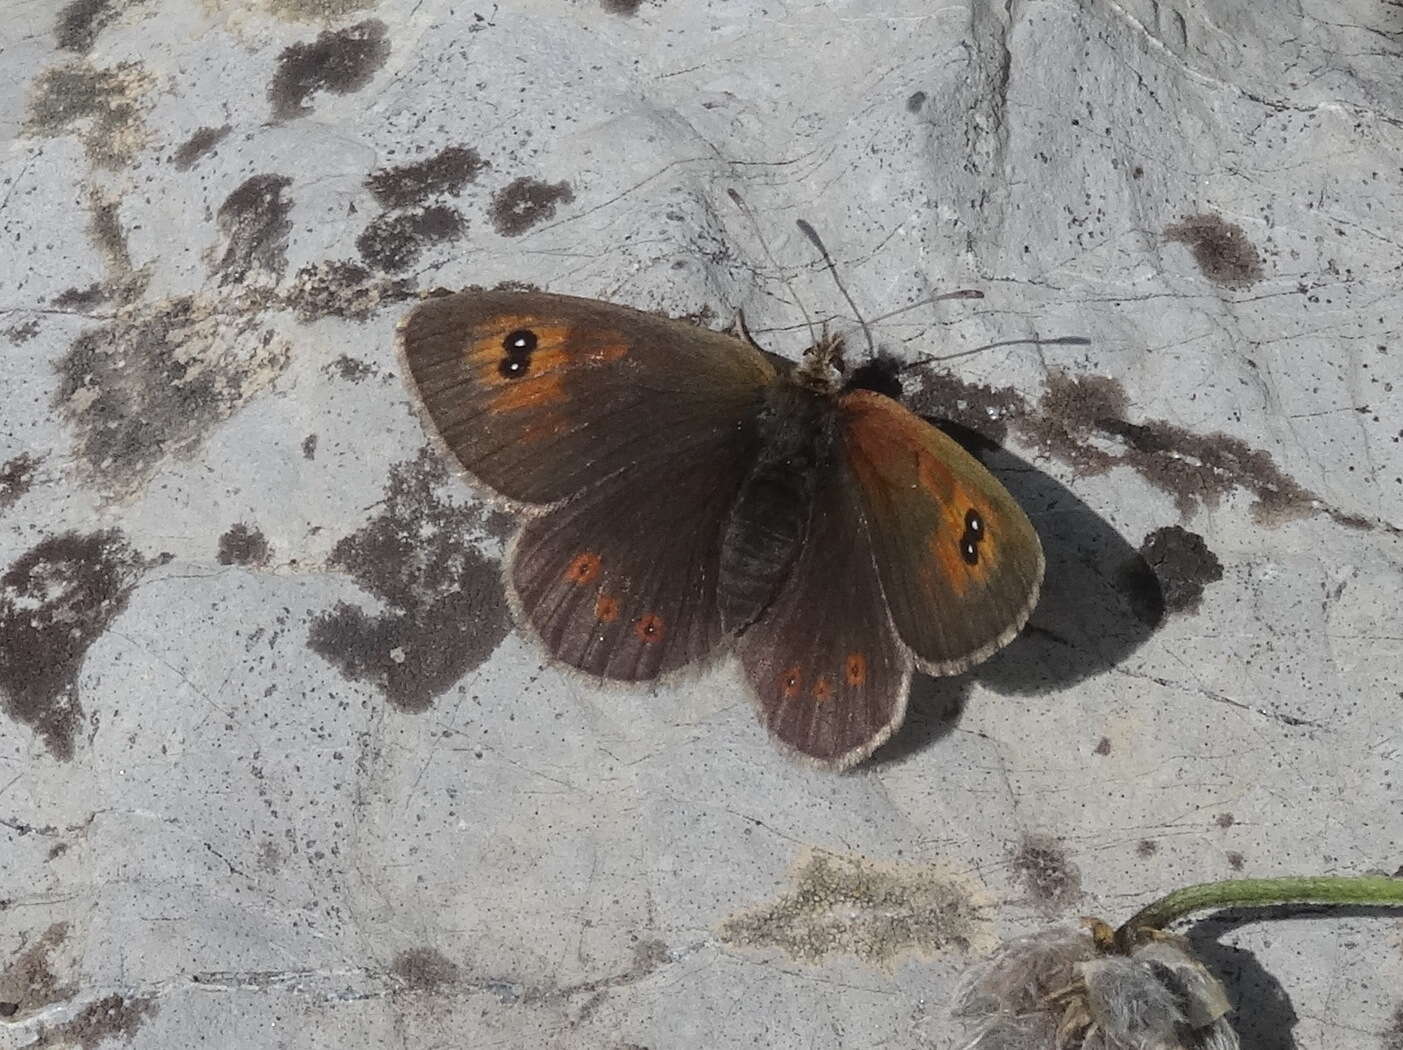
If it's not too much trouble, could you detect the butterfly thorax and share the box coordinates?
[716,372,839,633]
[794,332,845,393]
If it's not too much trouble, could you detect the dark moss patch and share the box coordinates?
[600,0,644,13]
[307,450,511,712]
[52,284,108,310]
[1136,839,1158,858]
[1216,813,1235,828]
[285,259,416,321]
[24,61,151,168]
[269,20,390,121]
[907,365,1361,529]
[1136,525,1223,614]
[88,193,132,273]
[217,523,271,566]
[301,434,318,459]
[1093,736,1111,756]
[905,90,927,113]
[719,850,991,964]
[0,923,71,1019]
[172,124,232,171]
[326,354,378,382]
[1010,834,1082,912]
[489,177,574,237]
[356,206,464,272]
[55,0,118,53]
[392,947,460,991]
[0,531,143,760]
[5,320,41,344]
[367,146,488,209]
[1025,371,1321,522]
[1165,214,1263,289]
[906,369,1026,446]
[1226,851,1245,871]
[55,295,290,497]
[213,174,294,283]
[33,993,157,1049]
[1024,371,1123,474]
[0,454,42,512]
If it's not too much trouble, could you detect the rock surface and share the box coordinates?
[2,2,1400,1048]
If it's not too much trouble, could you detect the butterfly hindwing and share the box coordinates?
[838,389,1044,675]
[737,454,913,768]
[397,290,777,505]
[509,437,760,680]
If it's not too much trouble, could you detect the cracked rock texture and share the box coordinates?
[2,2,1401,1049]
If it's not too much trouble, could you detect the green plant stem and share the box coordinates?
[1115,875,1403,951]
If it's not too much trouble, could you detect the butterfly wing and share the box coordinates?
[737,456,913,768]
[838,389,1044,675]
[509,443,766,680]
[399,290,778,680]
[398,290,777,505]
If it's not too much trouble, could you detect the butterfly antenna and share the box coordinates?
[866,289,984,326]
[898,334,1091,373]
[726,188,818,344]
[795,219,874,357]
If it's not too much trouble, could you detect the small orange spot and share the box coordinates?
[634,613,665,643]
[565,552,602,584]
[845,652,868,686]
[811,675,834,703]
[595,594,620,622]
[779,667,803,699]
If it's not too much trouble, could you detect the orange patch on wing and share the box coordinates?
[844,651,868,686]
[811,675,834,703]
[634,613,665,643]
[462,319,630,436]
[489,370,566,415]
[779,667,803,699]
[925,527,975,597]
[594,594,620,622]
[564,552,602,584]
[466,317,627,389]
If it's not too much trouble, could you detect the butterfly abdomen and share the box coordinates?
[717,381,836,634]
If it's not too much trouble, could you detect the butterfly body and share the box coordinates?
[398,290,1043,769]
[718,372,838,633]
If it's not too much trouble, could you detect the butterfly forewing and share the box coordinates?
[838,389,1044,675]
[737,455,912,768]
[397,291,777,506]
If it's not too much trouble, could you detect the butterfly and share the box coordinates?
[397,289,1043,769]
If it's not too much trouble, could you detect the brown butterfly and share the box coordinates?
[397,289,1043,769]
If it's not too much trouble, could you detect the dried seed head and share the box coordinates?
[953,925,1239,1050]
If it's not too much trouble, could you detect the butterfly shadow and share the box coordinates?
[872,418,1167,766]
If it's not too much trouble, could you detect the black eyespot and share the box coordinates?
[960,537,979,565]
[965,509,983,535]
[504,329,538,353]
[498,355,530,378]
